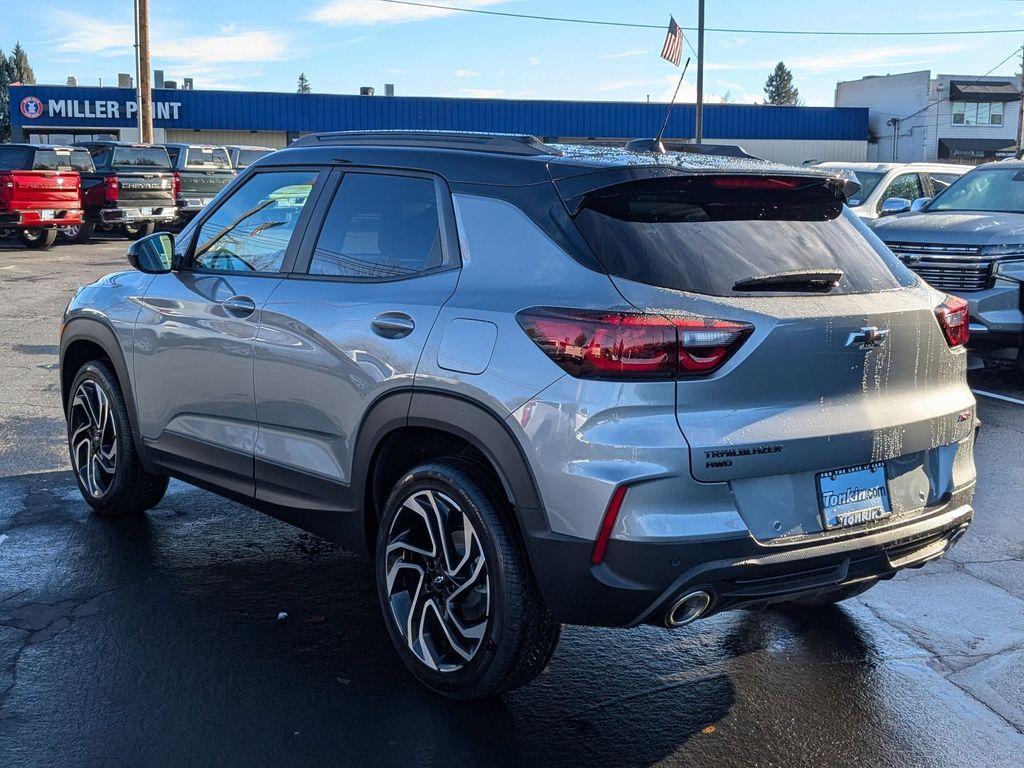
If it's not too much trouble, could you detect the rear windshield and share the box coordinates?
[574,176,917,296]
[0,147,94,172]
[185,146,231,169]
[235,148,271,168]
[111,146,172,170]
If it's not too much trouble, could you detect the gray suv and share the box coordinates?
[59,132,978,699]
[871,160,1024,367]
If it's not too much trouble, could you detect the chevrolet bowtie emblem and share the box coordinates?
[846,326,889,350]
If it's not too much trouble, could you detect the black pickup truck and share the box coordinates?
[63,142,176,242]
[162,144,236,223]
[226,144,274,169]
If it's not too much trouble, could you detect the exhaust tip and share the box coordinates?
[665,590,712,628]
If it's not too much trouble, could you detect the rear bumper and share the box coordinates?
[0,209,83,228]
[175,197,211,213]
[522,486,974,627]
[96,205,176,225]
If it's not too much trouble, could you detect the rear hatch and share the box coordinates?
[567,171,976,539]
[104,146,175,209]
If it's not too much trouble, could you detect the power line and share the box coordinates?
[376,0,1024,37]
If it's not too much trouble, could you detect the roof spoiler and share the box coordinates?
[291,130,562,156]
[624,138,763,161]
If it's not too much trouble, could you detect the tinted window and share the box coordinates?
[309,173,445,279]
[235,148,271,168]
[193,171,317,273]
[185,146,231,169]
[69,149,95,172]
[0,146,33,170]
[845,171,884,207]
[574,176,916,297]
[165,146,182,165]
[111,147,172,169]
[878,173,923,210]
[929,168,1024,213]
[930,172,962,192]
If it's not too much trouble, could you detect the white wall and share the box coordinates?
[712,138,866,165]
[836,71,931,163]
[923,75,1020,162]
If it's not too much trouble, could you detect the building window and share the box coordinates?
[952,101,1004,126]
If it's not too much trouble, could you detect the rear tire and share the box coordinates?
[66,360,169,516]
[789,580,876,608]
[124,221,155,240]
[18,228,57,249]
[376,458,560,699]
[60,221,95,244]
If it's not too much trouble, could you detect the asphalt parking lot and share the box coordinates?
[1,236,1023,768]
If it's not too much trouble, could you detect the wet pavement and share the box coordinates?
[1,238,1023,767]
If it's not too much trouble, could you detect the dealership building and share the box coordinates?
[9,83,869,166]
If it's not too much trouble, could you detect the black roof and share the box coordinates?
[269,130,839,188]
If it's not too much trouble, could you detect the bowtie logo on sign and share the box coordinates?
[20,97,43,119]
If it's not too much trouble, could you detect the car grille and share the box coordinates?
[885,242,993,292]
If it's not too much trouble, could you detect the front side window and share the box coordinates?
[878,173,924,211]
[930,172,962,193]
[308,173,446,279]
[192,171,318,273]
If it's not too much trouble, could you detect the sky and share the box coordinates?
[3,0,1024,106]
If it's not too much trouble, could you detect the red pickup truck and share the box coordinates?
[0,144,88,249]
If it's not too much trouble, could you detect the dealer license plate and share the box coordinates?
[40,210,55,219]
[817,462,891,529]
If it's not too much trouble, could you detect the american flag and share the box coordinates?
[660,16,684,66]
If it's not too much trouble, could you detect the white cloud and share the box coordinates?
[786,43,973,73]
[456,69,480,78]
[599,47,654,61]
[528,56,540,66]
[311,0,509,26]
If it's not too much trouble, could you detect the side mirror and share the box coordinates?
[879,197,912,217]
[911,197,932,212]
[127,232,174,274]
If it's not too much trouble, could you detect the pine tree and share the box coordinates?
[297,72,311,94]
[0,48,10,143]
[763,61,799,106]
[8,42,35,85]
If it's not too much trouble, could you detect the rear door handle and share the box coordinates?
[371,312,415,339]
[222,295,257,318]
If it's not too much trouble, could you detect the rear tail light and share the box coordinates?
[172,171,181,199]
[516,307,752,379]
[935,294,969,347]
[103,175,119,203]
[709,176,802,190]
[0,172,12,204]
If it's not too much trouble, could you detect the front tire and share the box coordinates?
[18,228,58,249]
[376,459,560,699]
[66,360,168,516]
[124,221,155,240]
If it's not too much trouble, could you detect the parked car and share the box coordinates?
[162,143,236,224]
[817,162,968,220]
[226,144,275,170]
[61,141,177,243]
[0,143,88,249]
[60,132,977,699]
[872,160,1024,367]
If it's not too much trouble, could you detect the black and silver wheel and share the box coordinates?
[66,360,168,516]
[18,228,57,249]
[376,459,560,699]
[124,221,155,240]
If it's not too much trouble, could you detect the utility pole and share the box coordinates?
[695,0,705,144]
[137,0,153,143]
[133,0,142,139]
[1017,44,1024,159]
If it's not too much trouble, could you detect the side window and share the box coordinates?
[192,170,318,273]
[929,173,961,194]
[308,173,446,279]
[878,173,924,212]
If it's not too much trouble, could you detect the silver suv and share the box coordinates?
[60,132,978,699]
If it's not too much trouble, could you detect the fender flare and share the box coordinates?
[60,316,153,471]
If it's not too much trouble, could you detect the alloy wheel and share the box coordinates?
[69,380,118,498]
[384,489,490,672]
[61,225,80,239]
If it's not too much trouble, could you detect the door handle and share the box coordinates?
[222,295,257,318]
[371,312,416,339]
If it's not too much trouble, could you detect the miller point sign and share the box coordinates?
[19,95,183,121]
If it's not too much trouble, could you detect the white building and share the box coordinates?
[835,71,1021,165]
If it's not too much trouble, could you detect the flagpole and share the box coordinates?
[695,0,705,144]
[655,58,691,147]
